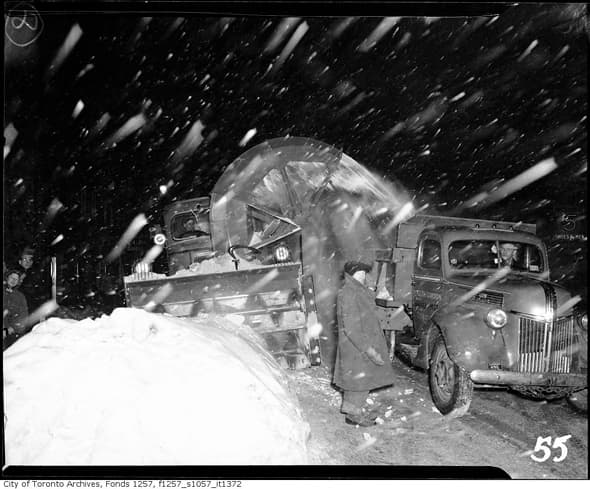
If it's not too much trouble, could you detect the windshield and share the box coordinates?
[171,210,211,240]
[448,240,544,273]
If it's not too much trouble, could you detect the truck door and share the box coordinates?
[412,236,443,335]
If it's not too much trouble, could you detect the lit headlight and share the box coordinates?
[154,233,166,246]
[485,309,508,329]
[274,244,291,263]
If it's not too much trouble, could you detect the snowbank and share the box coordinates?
[3,308,310,465]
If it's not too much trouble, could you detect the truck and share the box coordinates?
[124,195,322,369]
[373,214,588,416]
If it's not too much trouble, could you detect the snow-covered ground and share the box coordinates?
[3,307,587,476]
[287,361,588,478]
[3,308,310,465]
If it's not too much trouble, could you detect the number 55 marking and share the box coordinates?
[530,435,572,462]
[552,435,572,462]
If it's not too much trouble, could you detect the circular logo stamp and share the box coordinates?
[559,212,577,233]
[5,2,44,47]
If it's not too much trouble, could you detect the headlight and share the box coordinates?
[581,313,588,329]
[485,308,508,329]
[274,244,291,263]
[154,233,166,246]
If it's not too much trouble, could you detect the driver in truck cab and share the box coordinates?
[180,217,210,238]
[498,242,520,267]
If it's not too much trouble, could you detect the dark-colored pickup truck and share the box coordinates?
[374,214,587,416]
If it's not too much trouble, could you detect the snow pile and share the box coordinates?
[3,308,310,465]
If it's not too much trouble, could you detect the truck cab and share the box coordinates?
[157,196,304,273]
[162,197,215,273]
[375,215,587,416]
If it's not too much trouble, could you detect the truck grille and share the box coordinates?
[517,316,575,373]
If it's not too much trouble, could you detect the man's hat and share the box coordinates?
[344,261,372,276]
[21,246,35,256]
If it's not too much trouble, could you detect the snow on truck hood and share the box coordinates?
[3,308,310,465]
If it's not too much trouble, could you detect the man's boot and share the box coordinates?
[345,412,378,427]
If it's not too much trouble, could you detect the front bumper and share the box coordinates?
[470,369,587,387]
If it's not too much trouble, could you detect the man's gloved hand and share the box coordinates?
[365,346,385,366]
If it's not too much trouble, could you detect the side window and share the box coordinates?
[419,238,441,271]
[527,245,544,273]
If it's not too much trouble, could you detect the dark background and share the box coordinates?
[3,2,587,306]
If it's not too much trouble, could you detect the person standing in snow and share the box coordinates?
[3,269,29,350]
[16,246,50,313]
[333,261,394,426]
[16,246,35,280]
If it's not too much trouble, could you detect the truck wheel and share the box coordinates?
[429,333,473,417]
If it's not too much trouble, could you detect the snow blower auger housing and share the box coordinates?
[123,134,420,369]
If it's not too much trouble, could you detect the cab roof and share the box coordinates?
[396,214,537,249]
[423,226,542,245]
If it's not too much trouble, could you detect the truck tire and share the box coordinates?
[429,333,473,417]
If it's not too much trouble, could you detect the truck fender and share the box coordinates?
[428,308,489,372]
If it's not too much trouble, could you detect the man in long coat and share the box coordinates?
[333,261,394,426]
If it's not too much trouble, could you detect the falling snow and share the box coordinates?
[3,4,587,473]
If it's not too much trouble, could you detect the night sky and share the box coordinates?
[3,2,588,296]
